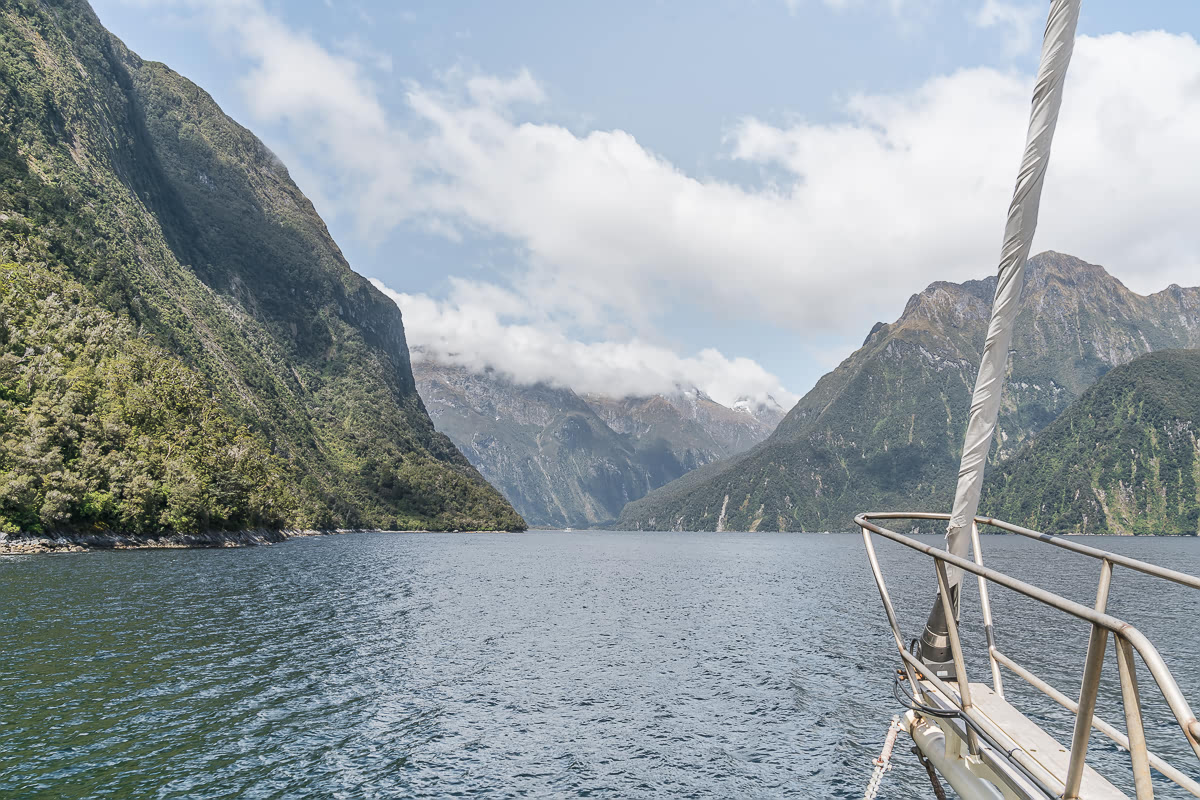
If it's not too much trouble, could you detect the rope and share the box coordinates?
[863,715,903,800]
[912,746,949,800]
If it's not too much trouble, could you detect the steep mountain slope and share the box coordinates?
[413,360,781,527]
[0,261,293,534]
[983,350,1200,535]
[414,361,682,527]
[0,0,522,534]
[619,253,1200,532]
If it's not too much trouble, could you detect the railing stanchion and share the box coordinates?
[859,527,923,692]
[934,558,978,756]
[992,647,1200,796]
[855,512,1200,797]
[1063,558,1114,798]
[1115,636,1154,799]
[970,521,1004,697]
[1095,558,1114,615]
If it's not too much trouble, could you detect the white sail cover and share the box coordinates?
[944,0,1081,596]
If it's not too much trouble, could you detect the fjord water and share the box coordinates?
[2,533,1198,799]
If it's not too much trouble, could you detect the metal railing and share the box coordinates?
[856,511,1200,800]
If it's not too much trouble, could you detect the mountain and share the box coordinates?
[618,253,1200,532]
[0,0,523,535]
[731,396,789,430]
[413,359,780,527]
[983,349,1200,535]
[582,388,784,466]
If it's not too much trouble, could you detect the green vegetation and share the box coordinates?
[619,254,1200,532]
[0,0,524,535]
[983,350,1200,535]
[0,261,293,534]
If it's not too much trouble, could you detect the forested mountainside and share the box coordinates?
[619,253,1200,532]
[414,359,781,527]
[0,0,523,535]
[983,350,1200,535]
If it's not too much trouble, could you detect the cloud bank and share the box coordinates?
[144,0,1200,403]
[370,280,799,408]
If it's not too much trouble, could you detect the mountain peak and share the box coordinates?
[895,279,993,336]
[620,252,1200,533]
[1025,251,1121,288]
[892,252,1144,339]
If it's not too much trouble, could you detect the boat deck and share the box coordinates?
[927,681,1127,799]
[860,510,1200,798]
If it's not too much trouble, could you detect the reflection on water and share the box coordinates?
[1,531,1197,798]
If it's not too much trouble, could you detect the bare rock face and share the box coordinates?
[413,361,782,528]
[619,252,1200,533]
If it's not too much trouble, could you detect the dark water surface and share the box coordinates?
[2,532,1198,798]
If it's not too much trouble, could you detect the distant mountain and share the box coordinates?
[732,396,789,430]
[0,0,523,536]
[582,388,784,467]
[983,349,1200,535]
[413,359,781,527]
[618,253,1200,532]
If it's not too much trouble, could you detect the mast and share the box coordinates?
[915,0,1082,677]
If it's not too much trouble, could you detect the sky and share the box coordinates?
[91,0,1200,408]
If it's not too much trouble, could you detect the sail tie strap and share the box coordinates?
[943,0,1082,598]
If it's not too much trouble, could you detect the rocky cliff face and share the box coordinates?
[619,253,1200,532]
[413,360,781,527]
[0,0,523,534]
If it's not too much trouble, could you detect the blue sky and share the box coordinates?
[92,0,1200,406]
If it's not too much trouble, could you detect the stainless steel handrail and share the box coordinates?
[864,511,1200,590]
[856,511,1200,800]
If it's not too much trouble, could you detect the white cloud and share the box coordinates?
[335,34,393,74]
[973,0,1042,55]
[369,33,1200,331]
[464,69,545,107]
[142,0,1200,401]
[370,280,799,408]
[156,0,407,192]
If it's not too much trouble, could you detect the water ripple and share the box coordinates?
[1,532,1198,798]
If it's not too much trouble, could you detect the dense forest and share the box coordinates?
[0,259,294,534]
[0,0,524,535]
[983,349,1200,535]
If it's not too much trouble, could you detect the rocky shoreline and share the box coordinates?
[0,529,322,555]
[0,528,524,555]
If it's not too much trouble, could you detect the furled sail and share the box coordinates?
[917,0,1082,672]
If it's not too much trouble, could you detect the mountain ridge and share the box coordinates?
[413,357,781,527]
[618,252,1200,532]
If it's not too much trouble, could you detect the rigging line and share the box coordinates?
[911,746,949,800]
